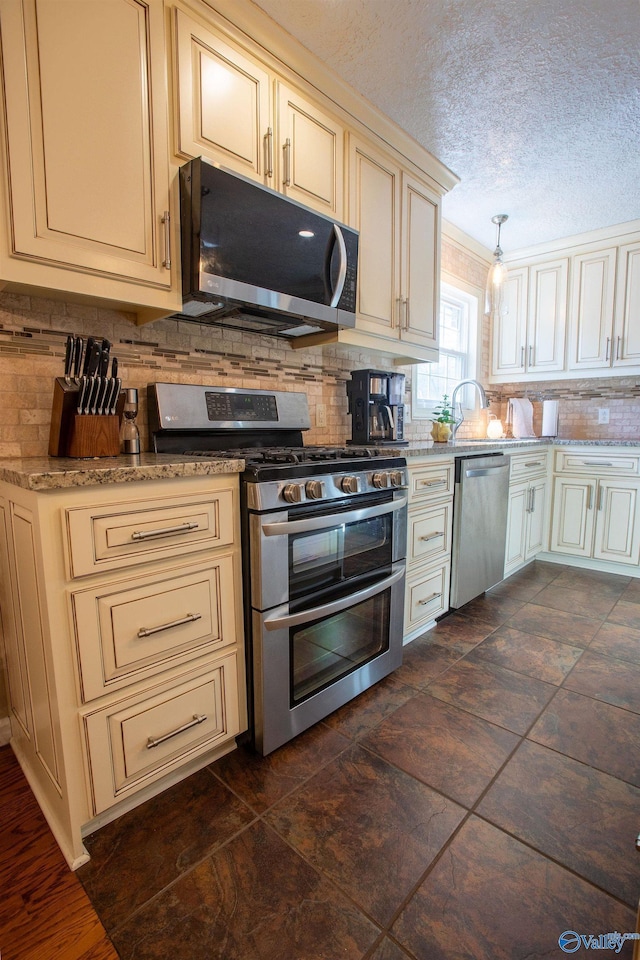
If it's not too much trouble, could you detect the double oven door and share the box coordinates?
[248,487,407,755]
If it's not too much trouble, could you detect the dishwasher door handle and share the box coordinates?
[464,464,509,478]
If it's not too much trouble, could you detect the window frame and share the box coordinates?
[411,276,481,420]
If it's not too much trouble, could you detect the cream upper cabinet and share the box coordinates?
[348,136,439,357]
[491,259,567,379]
[491,267,528,377]
[613,242,640,366]
[173,9,344,217]
[568,247,617,370]
[0,0,177,317]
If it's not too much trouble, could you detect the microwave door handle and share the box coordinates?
[327,223,348,308]
[263,565,405,630]
[261,495,408,537]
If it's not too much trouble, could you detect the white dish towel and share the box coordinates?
[508,397,536,438]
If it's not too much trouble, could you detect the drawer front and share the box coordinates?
[509,450,549,481]
[407,501,452,568]
[408,461,454,504]
[66,489,236,577]
[404,561,450,634]
[72,556,238,701]
[554,449,640,477]
[83,654,241,814]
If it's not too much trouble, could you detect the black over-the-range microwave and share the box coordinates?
[171,157,359,339]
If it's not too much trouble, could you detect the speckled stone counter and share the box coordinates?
[0,453,244,491]
[400,438,640,458]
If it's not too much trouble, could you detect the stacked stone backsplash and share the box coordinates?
[490,380,640,441]
[0,291,444,458]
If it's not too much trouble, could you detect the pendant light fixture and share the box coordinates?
[485,214,509,318]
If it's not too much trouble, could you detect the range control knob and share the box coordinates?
[390,470,406,487]
[305,480,326,500]
[341,475,362,494]
[372,471,392,489]
[282,483,304,504]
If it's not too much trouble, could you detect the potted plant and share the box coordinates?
[431,394,456,442]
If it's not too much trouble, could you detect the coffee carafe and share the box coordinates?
[346,369,408,445]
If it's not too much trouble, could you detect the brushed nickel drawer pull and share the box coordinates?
[579,461,614,468]
[147,714,207,749]
[131,521,200,541]
[418,592,441,605]
[418,478,447,487]
[525,461,544,467]
[137,612,202,638]
[418,531,444,542]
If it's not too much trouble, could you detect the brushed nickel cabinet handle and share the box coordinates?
[263,127,273,177]
[283,138,291,186]
[137,612,202,638]
[418,592,441,606]
[597,485,604,511]
[146,714,207,749]
[616,335,622,360]
[605,337,611,362]
[161,211,171,269]
[418,531,444,542]
[131,521,200,541]
[418,478,447,487]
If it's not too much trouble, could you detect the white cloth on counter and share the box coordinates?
[508,397,536,438]
[541,399,559,437]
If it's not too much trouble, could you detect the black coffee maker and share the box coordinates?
[346,369,407,445]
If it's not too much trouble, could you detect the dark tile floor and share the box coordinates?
[77,561,640,960]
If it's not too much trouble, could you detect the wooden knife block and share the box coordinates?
[49,378,120,458]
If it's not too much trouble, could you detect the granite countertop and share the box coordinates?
[401,438,640,458]
[0,453,245,491]
[2,438,640,491]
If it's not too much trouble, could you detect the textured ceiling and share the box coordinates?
[252,0,640,253]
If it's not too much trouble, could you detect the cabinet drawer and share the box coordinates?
[509,450,549,480]
[404,561,450,634]
[408,461,454,503]
[83,654,241,814]
[407,501,452,568]
[554,449,640,476]
[71,556,238,701]
[65,489,236,577]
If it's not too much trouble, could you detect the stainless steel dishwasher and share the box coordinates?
[450,452,510,608]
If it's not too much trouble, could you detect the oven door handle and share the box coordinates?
[263,565,405,631]
[261,496,407,537]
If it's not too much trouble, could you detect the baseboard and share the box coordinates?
[0,715,11,746]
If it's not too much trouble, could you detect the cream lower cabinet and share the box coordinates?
[173,6,344,218]
[403,458,454,641]
[0,0,179,320]
[0,474,246,869]
[549,449,640,566]
[504,451,549,576]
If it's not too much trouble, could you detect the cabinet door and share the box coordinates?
[491,267,527,377]
[504,482,529,574]
[174,9,272,183]
[348,136,401,336]
[1,0,172,288]
[528,259,567,373]
[613,243,640,366]
[550,476,595,557]
[593,480,640,565]
[276,82,344,218]
[568,248,617,369]
[526,477,548,559]
[400,173,439,349]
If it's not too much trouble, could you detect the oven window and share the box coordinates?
[289,511,392,605]
[290,587,391,705]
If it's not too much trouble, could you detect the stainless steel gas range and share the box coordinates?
[148,382,408,755]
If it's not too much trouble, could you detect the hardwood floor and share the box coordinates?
[0,746,118,960]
